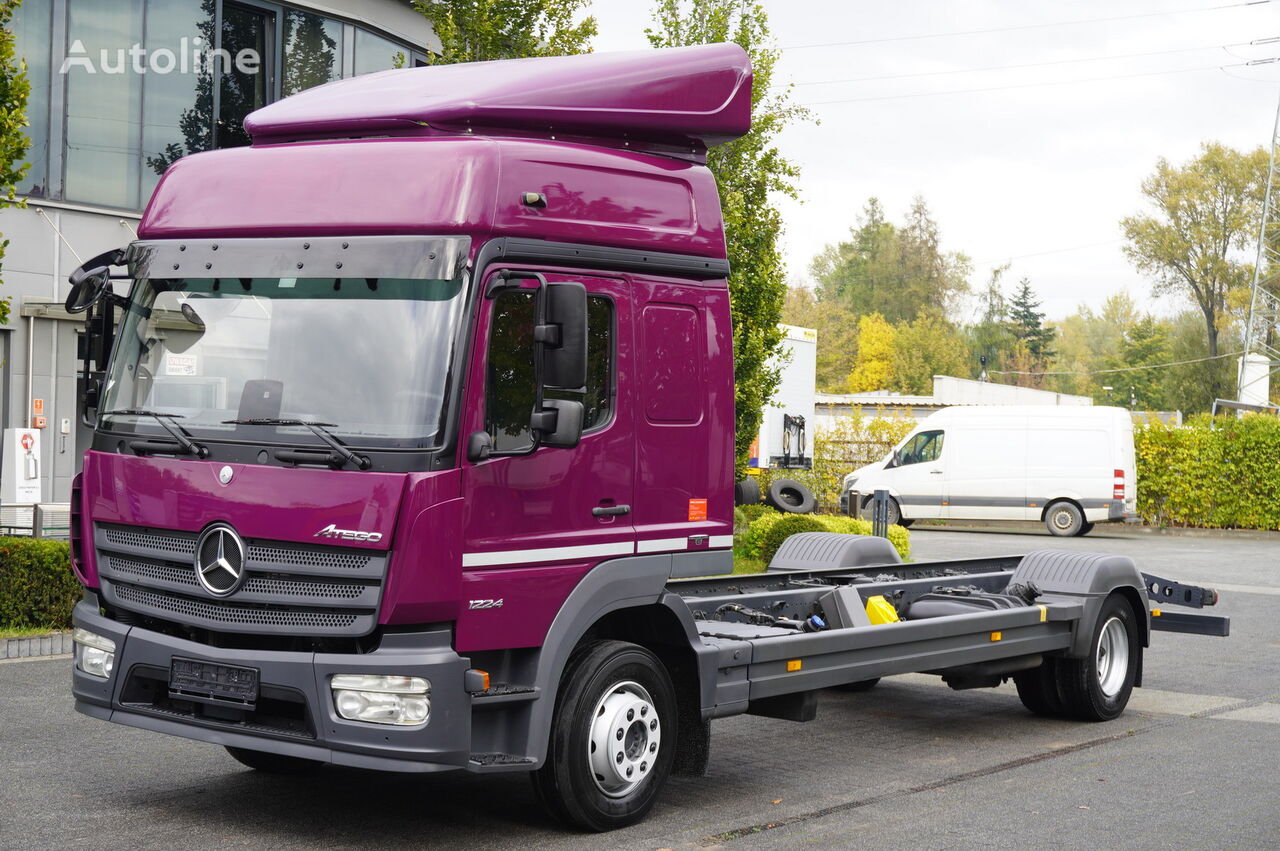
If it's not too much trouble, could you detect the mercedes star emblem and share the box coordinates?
[194,523,247,596]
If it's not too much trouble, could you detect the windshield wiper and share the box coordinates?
[223,418,370,470]
[101,409,209,459]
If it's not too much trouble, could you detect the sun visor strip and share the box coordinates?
[126,236,472,281]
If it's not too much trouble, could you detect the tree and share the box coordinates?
[411,0,597,63]
[1112,315,1170,411]
[966,264,1015,379]
[811,196,970,324]
[1008,277,1055,361]
[0,0,30,326]
[780,286,857,392]
[846,313,896,392]
[648,0,808,474]
[1121,142,1269,401]
[890,315,971,394]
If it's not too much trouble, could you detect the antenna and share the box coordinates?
[1238,89,1280,406]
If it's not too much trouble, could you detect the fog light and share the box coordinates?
[73,628,116,679]
[331,674,430,726]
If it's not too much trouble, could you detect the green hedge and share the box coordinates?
[1135,413,1280,530]
[0,537,80,630]
[737,510,910,564]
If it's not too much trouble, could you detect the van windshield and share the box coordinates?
[99,275,466,449]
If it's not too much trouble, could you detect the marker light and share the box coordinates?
[331,674,431,726]
[72,628,116,679]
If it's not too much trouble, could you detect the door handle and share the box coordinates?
[592,504,631,517]
[929,469,943,474]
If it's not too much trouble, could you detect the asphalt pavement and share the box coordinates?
[2,527,1276,850]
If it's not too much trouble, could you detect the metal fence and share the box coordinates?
[0,503,72,540]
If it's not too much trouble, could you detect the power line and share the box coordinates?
[779,0,1273,52]
[991,350,1243,377]
[801,61,1268,107]
[972,239,1124,267]
[782,41,1254,88]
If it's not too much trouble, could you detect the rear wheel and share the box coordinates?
[532,641,677,831]
[1054,594,1140,721]
[1045,500,1085,537]
[224,746,322,775]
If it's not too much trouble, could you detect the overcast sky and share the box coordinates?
[588,0,1280,321]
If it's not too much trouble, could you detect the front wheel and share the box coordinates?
[1054,594,1140,721]
[531,641,677,831]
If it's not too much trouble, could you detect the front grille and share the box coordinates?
[96,523,388,637]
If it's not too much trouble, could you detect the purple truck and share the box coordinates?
[63,44,1226,831]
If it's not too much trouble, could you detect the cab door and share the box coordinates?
[456,271,632,650]
[888,429,946,519]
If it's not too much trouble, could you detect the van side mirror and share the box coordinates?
[538,281,587,390]
[531,399,584,449]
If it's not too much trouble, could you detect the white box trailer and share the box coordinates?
[841,405,1137,536]
[750,324,817,469]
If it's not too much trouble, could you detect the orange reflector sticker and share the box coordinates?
[688,499,708,521]
[1152,608,1162,617]
[990,631,1003,641]
[786,659,802,672]
[1038,605,1047,623]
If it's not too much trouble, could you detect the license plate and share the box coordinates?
[169,657,259,704]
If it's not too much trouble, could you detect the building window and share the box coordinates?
[215,2,273,149]
[353,28,405,75]
[64,0,144,209]
[282,10,341,97]
[141,0,215,201]
[11,0,52,198]
[57,0,422,210]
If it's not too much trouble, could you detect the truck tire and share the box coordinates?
[1013,658,1065,717]
[531,640,677,832]
[1044,500,1085,537]
[224,746,322,774]
[765,479,815,514]
[1053,594,1140,721]
[734,477,760,506]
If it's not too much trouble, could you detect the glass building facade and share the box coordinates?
[13,0,430,210]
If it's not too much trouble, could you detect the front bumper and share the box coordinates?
[71,596,470,773]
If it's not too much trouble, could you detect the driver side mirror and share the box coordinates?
[538,281,587,390]
[531,399,584,449]
[65,247,128,315]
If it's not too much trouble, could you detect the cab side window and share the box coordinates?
[485,291,614,452]
[546,296,613,431]
[899,430,944,465]
[485,290,537,452]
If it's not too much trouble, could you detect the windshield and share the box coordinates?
[100,275,466,449]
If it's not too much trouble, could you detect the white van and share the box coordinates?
[839,406,1137,536]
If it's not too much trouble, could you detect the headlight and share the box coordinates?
[331,674,430,726]
[73,628,116,679]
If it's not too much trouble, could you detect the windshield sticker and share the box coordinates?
[165,354,198,376]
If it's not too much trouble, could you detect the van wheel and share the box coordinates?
[864,495,905,527]
[531,641,676,831]
[765,479,815,514]
[1045,501,1084,536]
[1053,594,1139,721]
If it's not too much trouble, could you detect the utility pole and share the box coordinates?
[1239,89,1280,406]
